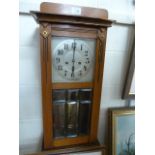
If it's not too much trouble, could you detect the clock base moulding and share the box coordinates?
[28,142,107,155]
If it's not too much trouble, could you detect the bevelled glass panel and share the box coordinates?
[53,89,66,101]
[53,101,66,138]
[52,88,93,139]
[78,101,91,135]
[67,101,78,137]
[79,89,92,101]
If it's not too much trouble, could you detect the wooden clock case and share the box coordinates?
[31,2,113,150]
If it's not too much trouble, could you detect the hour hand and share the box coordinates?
[72,42,76,51]
[71,66,75,77]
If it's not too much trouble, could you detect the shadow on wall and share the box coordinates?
[29,26,40,47]
[97,24,135,145]
[19,136,43,155]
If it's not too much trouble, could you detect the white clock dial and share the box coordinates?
[52,37,96,82]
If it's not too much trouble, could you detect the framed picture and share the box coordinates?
[109,108,135,155]
[122,38,135,99]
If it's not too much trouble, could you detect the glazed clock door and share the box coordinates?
[51,35,96,142]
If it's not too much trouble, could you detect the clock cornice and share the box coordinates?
[30,11,114,28]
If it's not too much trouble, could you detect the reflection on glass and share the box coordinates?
[67,101,78,137]
[53,101,66,138]
[67,89,79,101]
[78,101,91,135]
[52,89,93,139]
[53,89,66,101]
[79,89,92,101]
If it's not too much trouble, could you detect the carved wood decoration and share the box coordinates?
[97,28,106,82]
[31,2,113,150]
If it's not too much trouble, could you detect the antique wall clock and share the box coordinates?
[31,2,113,150]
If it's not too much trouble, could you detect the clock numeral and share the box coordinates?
[85,58,90,64]
[58,49,64,55]
[84,66,87,71]
[85,51,88,56]
[64,44,68,50]
[56,57,60,63]
[64,70,67,76]
[58,65,63,71]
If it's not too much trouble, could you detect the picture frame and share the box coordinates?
[122,38,135,99]
[108,108,135,155]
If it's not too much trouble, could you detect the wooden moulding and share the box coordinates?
[30,3,114,28]
[27,143,107,155]
[52,82,93,89]
[30,11,113,28]
[40,2,108,20]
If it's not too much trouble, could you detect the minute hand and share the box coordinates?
[71,40,76,77]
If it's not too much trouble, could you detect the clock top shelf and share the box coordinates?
[30,2,114,28]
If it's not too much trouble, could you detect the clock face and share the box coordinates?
[52,37,96,82]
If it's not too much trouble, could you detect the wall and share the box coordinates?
[19,0,135,154]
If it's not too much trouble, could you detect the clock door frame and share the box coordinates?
[51,27,98,84]
[40,23,107,149]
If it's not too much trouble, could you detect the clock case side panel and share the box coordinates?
[89,28,108,142]
[40,23,54,149]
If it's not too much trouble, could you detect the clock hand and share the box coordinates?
[71,40,76,77]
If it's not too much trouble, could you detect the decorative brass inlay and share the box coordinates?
[42,30,48,38]
[40,24,51,83]
[43,30,47,35]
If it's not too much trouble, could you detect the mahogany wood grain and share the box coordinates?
[89,29,107,142]
[53,136,89,147]
[52,82,93,89]
[51,24,98,32]
[30,11,113,28]
[40,24,53,149]
[51,29,97,39]
[28,143,107,155]
[40,2,108,20]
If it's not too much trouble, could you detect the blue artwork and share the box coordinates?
[116,115,135,155]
